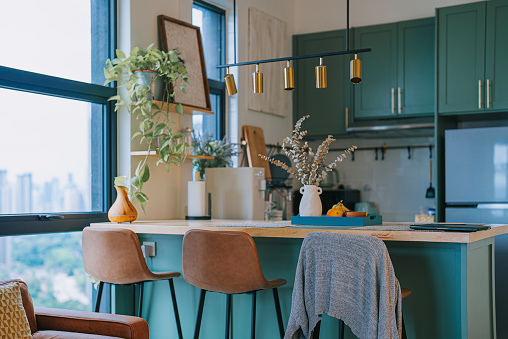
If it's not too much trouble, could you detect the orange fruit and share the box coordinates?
[326,208,344,217]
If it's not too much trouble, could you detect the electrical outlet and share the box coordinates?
[142,241,156,257]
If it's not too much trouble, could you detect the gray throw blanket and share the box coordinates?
[284,232,402,339]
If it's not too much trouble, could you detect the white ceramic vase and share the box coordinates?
[299,185,323,216]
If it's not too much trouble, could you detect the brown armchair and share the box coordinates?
[1,279,148,339]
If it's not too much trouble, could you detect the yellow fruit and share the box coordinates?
[332,200,350,213]
[326,208,344,217]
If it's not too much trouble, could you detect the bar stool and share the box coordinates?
[182,229,286,339]
[285,232,411,339]
[82,227,183,339]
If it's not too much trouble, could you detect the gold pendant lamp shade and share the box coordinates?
[284,60,295,91]
[315,57,327,89]
[252,64,263,93]
[350,54,362,84]
[224,67,237,95]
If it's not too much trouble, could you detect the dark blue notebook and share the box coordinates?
[410,223,490,232]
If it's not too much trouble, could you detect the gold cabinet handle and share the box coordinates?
[478,80,482,109]
[398,87,401,114]
[391,88,395,114]
[486,79,490,109]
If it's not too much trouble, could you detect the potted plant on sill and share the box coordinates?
[104,43,190,212]
[192,134,237,180]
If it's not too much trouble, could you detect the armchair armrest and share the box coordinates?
[35,307,148,339]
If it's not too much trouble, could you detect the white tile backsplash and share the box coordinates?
[309,135,435,222]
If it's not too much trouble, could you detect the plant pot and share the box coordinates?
[108,186,137,223]
[299,185,323,216]
[134,70,165,101]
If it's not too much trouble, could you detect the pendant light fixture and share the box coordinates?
[252,64,263,93]
[315,57,327,89]
[223,0,238,95]
[350,54,362,84]
[219,0,370,93]
[284,60,295,90]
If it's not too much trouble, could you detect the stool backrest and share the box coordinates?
[82,227,151,285]
[182,230,268,294]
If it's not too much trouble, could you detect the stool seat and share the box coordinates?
[266,278,287,290]
[401,287,412,299]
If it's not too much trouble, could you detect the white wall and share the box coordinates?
[293,0,482,34]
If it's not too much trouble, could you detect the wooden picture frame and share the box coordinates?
[158,15,211,112]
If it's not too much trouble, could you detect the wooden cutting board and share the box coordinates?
[243,125,271,180]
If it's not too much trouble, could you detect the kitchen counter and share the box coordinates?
[91,219,508,243]
[91,220,504,338]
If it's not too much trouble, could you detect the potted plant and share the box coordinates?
[260,115,356,216]
[104,43,190,212]
[192,134,237,179]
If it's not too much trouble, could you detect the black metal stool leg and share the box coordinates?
[168,279,183,339]
[225,294,232,339]
[131,284,136,316]
[95,281,104,312]
[138,282,144,318]
[194,289,206,339]
[338,319,345,339]
[313,320,321,339]
[272,288,284,338]
[402,315,407,339]
[251,291,257,339]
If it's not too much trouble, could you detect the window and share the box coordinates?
[192,1,226,139]
[0,0,116,311]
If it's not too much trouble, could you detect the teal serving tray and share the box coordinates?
[291,214,382,228]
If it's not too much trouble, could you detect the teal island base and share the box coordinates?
[109,235,495,339]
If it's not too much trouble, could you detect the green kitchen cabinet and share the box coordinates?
[353,18,435,119]
[437,0,508,114]
[293,30,350,137]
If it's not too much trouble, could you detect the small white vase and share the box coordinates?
[299,185,323,216]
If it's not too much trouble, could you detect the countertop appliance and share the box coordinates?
[205,167,266,220]
[445,126,508,338]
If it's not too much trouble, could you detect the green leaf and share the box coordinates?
[175,103,183,115]
[131,131,142,140]
[134,192,149,213]
[184,77,191,84]
[180,84,187,94]
[114,176,128,187]
[153,123,166,136]
[140,164,150,182]
[116,49,127,59]
[107,95,121,102]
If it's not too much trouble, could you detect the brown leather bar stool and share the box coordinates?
[182,229,286,339]
[82,227,183,339]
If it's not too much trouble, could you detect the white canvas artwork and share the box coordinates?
[248,8,291,117]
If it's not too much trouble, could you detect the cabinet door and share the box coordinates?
[397,18,435,116]
[485,0,508,111]
[353,23,397,119]
[437,2,486,114]
[293,31,349,137]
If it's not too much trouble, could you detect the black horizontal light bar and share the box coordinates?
[216,48,372,68]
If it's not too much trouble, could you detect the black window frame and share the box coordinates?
[0,0,117,236]
[193,0,226,139]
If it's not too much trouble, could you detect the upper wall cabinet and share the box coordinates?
[293,30,350,137]
[437,0,508,114]
[353,18,435,120]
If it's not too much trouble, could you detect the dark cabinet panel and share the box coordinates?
[353,23,398,119]
[397,18,435,116]
[293,31,350,137]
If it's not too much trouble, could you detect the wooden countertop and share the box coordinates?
[90,220,508,243]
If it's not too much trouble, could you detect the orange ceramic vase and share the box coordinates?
[108,186,137,223]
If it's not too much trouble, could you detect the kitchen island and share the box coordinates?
[91,220,507,339]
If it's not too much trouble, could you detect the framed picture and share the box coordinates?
[158,15,211,112]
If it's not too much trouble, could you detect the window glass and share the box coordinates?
[0,233,91,311]
[0,0,107,85]
[192,4,224,81]
[0,88,104,214]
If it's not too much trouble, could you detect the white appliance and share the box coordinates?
[205,167,266,220]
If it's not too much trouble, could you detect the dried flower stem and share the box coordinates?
[259,115,357,185]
